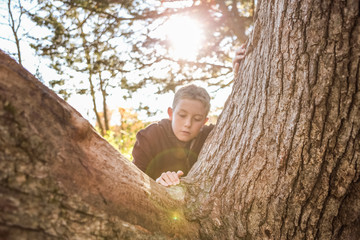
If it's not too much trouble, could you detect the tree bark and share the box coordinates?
[0,51,199,239]
[185,0,360,239]
[1,0,359,239]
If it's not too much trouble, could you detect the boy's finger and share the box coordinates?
[234,62,239,75]
[236,43,246,54]
[236,48,246,55]
[161,172,173,184]
[233,54,245,68]
[169,171,180,184]
[156,177,168,186]
[177,170,184,177]
[166,171,178,183]
[164,172,180,185]
[159,179,169,186]
[173,176,180,185]
[235,54,245,61]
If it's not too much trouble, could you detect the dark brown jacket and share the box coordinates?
[132,119,214,180]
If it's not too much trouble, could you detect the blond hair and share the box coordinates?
[172,84,211,115]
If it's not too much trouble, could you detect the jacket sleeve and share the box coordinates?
[132,127,156,173]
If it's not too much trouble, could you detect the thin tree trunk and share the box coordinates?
[99,72,110,132]
[185,0,360,239]
[78,16,105,136]
[8,0,22,65]
[88,71,104,135]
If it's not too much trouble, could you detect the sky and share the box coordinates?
[0,0,233,125]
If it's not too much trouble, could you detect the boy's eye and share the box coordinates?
[179,114,186,118]
[194,118,203,121]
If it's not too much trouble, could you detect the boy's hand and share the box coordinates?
[156,170,184,186]
[233,43,246,76]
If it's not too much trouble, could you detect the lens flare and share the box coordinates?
[165,15,204,60]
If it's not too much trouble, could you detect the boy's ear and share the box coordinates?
[204,117,209,125]
[167,107,173,120]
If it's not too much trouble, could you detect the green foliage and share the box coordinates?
[103,129,135,161]
[27,0,254,106]
[15,0,255,137]
[99,108,150,161]
[2,0,255,158]
[27,0,131,134]
[126,0,255,91]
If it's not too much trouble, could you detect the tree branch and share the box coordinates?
[0,49,200,238]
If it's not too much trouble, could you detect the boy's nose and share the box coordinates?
[184,118,192,127]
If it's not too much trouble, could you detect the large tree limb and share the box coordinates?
[0,50,199,239]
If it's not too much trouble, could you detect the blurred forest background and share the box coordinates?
[0,0,254,159]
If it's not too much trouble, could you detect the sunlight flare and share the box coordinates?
[164,15,204,60]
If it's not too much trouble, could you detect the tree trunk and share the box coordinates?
[0,0,359,239]
[7,0,23,65]
[185,0,360,239]
[99,72,110,133]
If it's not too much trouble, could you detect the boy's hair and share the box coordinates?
[172,84,211,115]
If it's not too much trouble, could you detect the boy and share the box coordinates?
[132,44,246,186]
[132,84,213,186]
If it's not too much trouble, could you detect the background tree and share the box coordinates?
[27,0,255,118]
[30,1,127,135]
[127,0,254,91]
[0,0,49,82]
[0,0,27,65]
[1,0,359,240]
[6,0,23,65]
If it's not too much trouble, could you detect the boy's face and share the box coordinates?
[168,98,208,142]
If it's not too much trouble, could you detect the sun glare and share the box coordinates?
[164,15,204,60]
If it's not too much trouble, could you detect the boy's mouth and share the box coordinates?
[181,130,191,135]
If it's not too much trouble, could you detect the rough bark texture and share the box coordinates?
[1,0,359,239]
[186,0,360,239]
[0,51,199,239]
